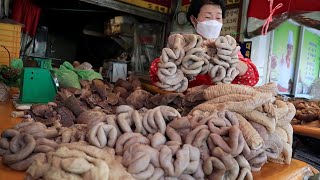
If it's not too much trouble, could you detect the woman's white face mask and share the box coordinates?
[194,18,223,40]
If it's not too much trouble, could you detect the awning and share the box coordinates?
[246,0,320,37]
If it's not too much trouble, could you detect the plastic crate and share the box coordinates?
[0,22,22,65]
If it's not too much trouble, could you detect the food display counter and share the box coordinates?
[0,100,24,180]
[0,94,318,179]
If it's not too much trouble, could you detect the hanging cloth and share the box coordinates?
[11,0,41,37]
[246,0,320,38]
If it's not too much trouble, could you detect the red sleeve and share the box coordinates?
[231,57,259,86]
[150,58,161,85]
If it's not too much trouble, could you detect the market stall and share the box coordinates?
[0,0,320,179]
[0,82,319,179]
[1,28,319,180]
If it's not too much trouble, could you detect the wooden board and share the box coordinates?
[0,99,24,180]
[252,159,318,179]
[293,124,320,139]
[141,82,177,95]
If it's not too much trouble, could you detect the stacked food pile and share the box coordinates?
[0,77,296,179]
[189,82,295,168]
[154,34,241,92]
[290,100,320,128]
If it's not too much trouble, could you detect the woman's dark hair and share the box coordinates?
[186,0,226,23]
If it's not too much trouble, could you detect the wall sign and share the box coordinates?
[293,26,320,98]
[269,20,300,95]
[239,41,252,59]
[220,8,240,39]
[117,0,170,13]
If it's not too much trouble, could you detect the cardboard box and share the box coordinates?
[105,16,134,36]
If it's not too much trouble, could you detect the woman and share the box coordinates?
[150,0,259,89]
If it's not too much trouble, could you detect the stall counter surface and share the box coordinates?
[0,98,318,179]
[293,125,320,140]
[0,100,24,179]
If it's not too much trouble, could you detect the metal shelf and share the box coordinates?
[80,0,168,23]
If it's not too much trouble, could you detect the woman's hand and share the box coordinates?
[203,38,248,76]
[236,61,248,76]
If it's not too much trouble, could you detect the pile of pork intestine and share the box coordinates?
[154,34,241,93]
[0,79,296,180]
